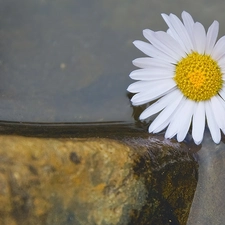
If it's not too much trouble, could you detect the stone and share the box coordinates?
[124,137,198,225]
[0,131,198,225]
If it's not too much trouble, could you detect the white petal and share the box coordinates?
[217,94,225,110]
[132,57,175,70]
[211,95,225,129]
[168,13,194,53]
[161,13,194,53]
[219,88,225,100]
[165,97,187,138]
[161,13,187,53]
[165,98,195,141]
[176,100,195,142]
[143,29,186,60]
[129,68,174,80]
[151,119,170,134]
[133,40,176,63]
[127,80,153,93]
[140,89,180,120]
[193,22,206,54]
[205,100,221,144]
[181,11,195,40]
[166,28,173,37]
[133,40,154,57]
[148,90,183,132]
[211,36,225,61]
[131,80,176,106]
[205,20,219,55]
[217,57,225,73]
[128,80,173,93]
[192,101,205,145]
[218,56,225,67]
[155,31,187,58]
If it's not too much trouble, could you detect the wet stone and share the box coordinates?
[0,134,198,225]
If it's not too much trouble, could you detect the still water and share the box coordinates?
[1,0,225,224]
[187,132,225,225]
[0,0,134,122]
[1,0,224,123]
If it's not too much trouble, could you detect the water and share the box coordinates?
[0,0,225,123]
[187,132,225,225]
[0,0,133,122]
[1,0,225,224]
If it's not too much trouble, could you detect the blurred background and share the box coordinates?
[0,0,224,123]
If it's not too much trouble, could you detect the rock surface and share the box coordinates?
[0,133,198,225]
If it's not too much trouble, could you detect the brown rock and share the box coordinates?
[0,134,198,225]
[126,137,198,225]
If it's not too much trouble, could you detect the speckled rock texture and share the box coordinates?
[0,134,198,225]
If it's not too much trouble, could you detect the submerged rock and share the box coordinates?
[0,133,198,225]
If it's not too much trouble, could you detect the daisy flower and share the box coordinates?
[127,11,225,145]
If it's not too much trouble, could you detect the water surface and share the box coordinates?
[1,0,225,123]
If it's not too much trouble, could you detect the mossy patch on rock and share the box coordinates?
[125,137,198,225]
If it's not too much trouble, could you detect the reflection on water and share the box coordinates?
[0,121,147,138]
[187,130,225,225]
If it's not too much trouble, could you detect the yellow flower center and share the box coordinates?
[174,52,223,101]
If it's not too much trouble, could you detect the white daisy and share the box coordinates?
[127,11,225,145]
